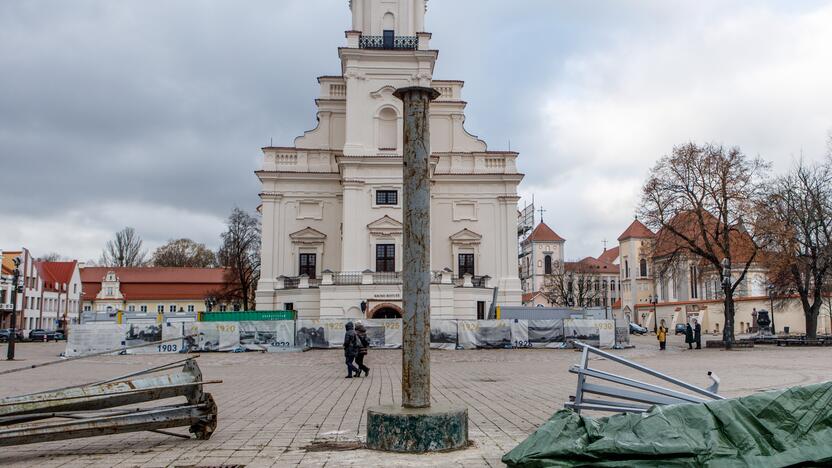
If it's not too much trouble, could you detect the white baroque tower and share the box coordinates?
[256,0,523,319]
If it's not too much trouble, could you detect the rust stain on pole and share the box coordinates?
[394,86,440,409]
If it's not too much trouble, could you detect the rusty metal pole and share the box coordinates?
[367,86,467,452]
[394,86,439,409]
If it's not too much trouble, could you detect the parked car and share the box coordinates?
[28,329,62,342]
[0,328,25,342]
[629,322,648,335]
[675,324,687,335]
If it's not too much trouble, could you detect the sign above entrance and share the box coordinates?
[372,293,401,300]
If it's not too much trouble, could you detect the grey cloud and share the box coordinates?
[1,0,830,261]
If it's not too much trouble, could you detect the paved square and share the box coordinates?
[1,336,830,467]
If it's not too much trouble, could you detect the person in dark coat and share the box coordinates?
[685,322,694,349]
[343,322,360,378]
[354,322,370,377]
[693,319,702,349]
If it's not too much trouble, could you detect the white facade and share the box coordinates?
[256,0,523,319]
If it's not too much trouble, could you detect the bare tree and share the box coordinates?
[101,227,147,267]
[758,159,832,338]
[216,208,261,311]
[539,262,603,307]
[638,142,770,347]
[39,252,64,262]
[152,239,217,268]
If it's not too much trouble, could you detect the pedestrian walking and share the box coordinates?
[657,319,667,351]
[694,319,702,349]
[685,322,694,350]
[354,322,370,377]
[343,322,360,378]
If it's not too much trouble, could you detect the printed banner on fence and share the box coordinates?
[125,319,165,354]
[185,322,241,352]
[296,319,403,349]
[457,320,513,349]
[430,320,458,350]
[158,321,187,354]
[366,319,402,349]
[526,319,566,349]
[563,319,615,348]
[65,323,128,357]
[239,321,295,352]
[615,317,630,346]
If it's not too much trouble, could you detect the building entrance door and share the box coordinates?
[371,306,402,319]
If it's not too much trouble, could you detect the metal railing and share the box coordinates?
[359,35,417,50]
[333,272,362,285]
[453,275,488,288]
[567,341,722,414]
[279,271,487,288]
[373,272,402,285]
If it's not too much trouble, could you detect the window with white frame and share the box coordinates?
[187,304,195,312]
[375,190,398,206]
[157,305,164,313]
[140,305,147,312]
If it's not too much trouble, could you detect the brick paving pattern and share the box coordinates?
[1,335,830,467]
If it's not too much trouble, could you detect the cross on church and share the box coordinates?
[537,206,546,222]
[603,239,608,250]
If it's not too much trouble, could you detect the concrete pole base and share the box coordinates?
[366,404,468,453]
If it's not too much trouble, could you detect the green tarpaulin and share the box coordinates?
[503,381,832,467]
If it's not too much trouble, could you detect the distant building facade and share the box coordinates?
[255,0,523,320]
[613,216,826,336]
[35,260,82,331]
[519,222,565,295]
[80,267,231,317]
[1,250,82,332]
[519,222,619,309]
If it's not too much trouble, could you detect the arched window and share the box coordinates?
[544,255,552,274]
[640,258,648,277]
[378,107,397,150]
[382,12,395,30]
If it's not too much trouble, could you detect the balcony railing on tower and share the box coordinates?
[276,270,491,290]
[359,35,418,50]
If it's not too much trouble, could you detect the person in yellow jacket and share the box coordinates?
[657,319,668,351]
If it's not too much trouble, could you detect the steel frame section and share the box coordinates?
[568,341,723,414]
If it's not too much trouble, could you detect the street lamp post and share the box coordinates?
[767,284,776,335]
[649,295,659,333]
[6,257,22,361]
[721,258,733,348]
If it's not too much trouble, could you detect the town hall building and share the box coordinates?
[255,0,523,319]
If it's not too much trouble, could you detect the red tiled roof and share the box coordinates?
[564,257,620,274]
[617,219,655,241]
[522,292,540,303]
[35,261,78,291]
[611,298,622,309]
[653,211,757,263]
[81,267,228,302]
[525,222,565,243]
[597,247,619,264]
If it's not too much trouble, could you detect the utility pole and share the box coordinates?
[6,257,22,361]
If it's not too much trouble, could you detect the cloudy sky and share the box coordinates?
[1,0,830,263]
